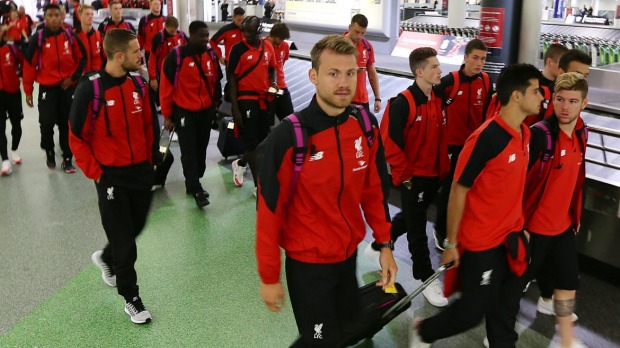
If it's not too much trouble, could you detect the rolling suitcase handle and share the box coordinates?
[159,126,175,162]
[382,260,455,319]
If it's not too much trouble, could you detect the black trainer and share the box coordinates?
[46,151,56,169]
[61,159,77,174]
[186,188,210,198]
[194,191,210,208]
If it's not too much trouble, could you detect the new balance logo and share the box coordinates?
[508,154,516,163]
[106,100,115,106]
[480,269,493,285]
[314,323,323,339]
[309,151,324,161]
[189,62,195,67]
[561,149,566,157]
[415,116,422,122]
[247,54,253,60]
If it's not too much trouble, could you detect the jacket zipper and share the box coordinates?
[119,85,134,164]
[335,124,354,259]
[55,35,61,78]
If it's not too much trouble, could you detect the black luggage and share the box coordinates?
[154,127,174,186]
[339,261,454,347]
[217,117,244,160]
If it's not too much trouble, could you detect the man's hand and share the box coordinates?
[442,247,459,268]
[60,78,72,90]
[164,117,174,130]
[232,109,243,127]
[150,79,158,91]
[219,56,226,65]
[260,282,285,312]
[373,100,381,113]
[377,248,398,289]
[26,95,34,108]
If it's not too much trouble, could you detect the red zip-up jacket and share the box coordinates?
[209,22,243,61]
[0,43,22,93]
[159,44,222,117]
[437,67,493,147]
[74,27,104,73]
[23,26,86,96]
[256,98,392,285]
[380,82,450,186]
[147,29,187,81]
[523,115,587,233]
[137,13,165,54]
[97,18,136,38]
[69,71,156,183]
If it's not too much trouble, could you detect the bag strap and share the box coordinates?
[173,46,181,88]
[283,113,308,212]
[445,71,461,106]
[189,52,216,101]
[532,120,553,176]
[236,40,264,83]
[352,105,374,148]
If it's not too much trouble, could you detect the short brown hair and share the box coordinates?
[109,0,122,8]
[165,16,179,28]
[270,22,290,40]
[555,72,589,99]
[78,4,94,14]
[103,29,137,58]
[310,34,357,71]
[543,43,568,65]
[465,38,487,55]
[409,47,437,77]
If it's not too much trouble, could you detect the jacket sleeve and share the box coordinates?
[69,77,103,180]
[71,32,87,81]
[147,32,160,80]
[137,16,146,48]
[139,76,155,164]
[527,125,545,171]
[360,117,392,244]
[379,95,414,186]
[208,26,225,60]
[256,122,295,285]
[159,48,177,118]
[22,33,39,96]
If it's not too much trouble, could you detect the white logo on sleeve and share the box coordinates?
[480,269,493,285]
[5,53,10,63]
[189,61,195,67]
[508,153,516,163]
[247,54,253,60]
[354,136,364,158]
[106,187,114,200]
[313,323,323,339]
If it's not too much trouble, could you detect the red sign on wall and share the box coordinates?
[478,7,504,49]
[166,0,173,16]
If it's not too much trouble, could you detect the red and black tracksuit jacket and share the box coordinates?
[97,18,136,38]
[438,68,493,147]
[209,22,243,61]
[137,13,165,54]
[23,26,87,96]
[380,83,450,186]
[159,44,223,118]
[0,43,22,93]
[68,71,157,188]
[147,29,187,81]
[74,27,104,73]
[523,115,587,232]
[256,98,392,284]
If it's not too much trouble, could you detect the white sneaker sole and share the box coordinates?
[91,251,117,287]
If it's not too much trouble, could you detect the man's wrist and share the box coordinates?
[443,239,457,249]
[374,98,381,102]
[375,240,394,250]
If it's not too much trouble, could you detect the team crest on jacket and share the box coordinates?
[355,136,364,158]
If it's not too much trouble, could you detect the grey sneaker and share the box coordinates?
[91,250,116,287]
[124,296,152,324]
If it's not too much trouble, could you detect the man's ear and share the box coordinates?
[308,68,318,85]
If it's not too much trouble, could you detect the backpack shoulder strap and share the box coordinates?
[283,112,308,212]
[128,71,147,98]
[361,37,371,53]
[160,28,165,44]
[351,105,374,148]
[445,71,460,106]
[88,72,104,116]
[399,88,417,126]
[532,119,554,175]
[481,71,491,91]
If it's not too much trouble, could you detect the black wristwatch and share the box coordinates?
[375,240,394,250]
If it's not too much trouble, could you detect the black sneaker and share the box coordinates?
[46,151,56,169]
[61,159,77,174]
[186,188,210,198]
[194,191,210,208]
[124,296,152,324]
